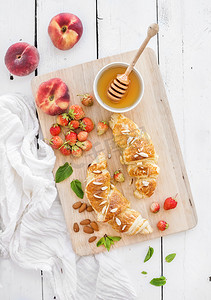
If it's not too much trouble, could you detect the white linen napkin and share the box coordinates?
[0,94,137,300]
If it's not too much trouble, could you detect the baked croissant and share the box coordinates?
[109,113,159,199]
[85,152,153,235]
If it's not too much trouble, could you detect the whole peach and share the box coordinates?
[5,42,39,76]
[48,13,83,50]
[36,78,70,116]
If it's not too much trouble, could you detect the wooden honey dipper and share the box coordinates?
[107,23,159,102]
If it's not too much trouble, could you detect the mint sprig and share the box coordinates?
[96,234,121,252]
[144,246,154,262]
[55,162,73,183]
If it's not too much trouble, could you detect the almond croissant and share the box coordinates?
[109,113,160,199]
[85,152,152,235]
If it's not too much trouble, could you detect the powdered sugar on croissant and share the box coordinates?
[109,113,160,199]
[85,152,152,235]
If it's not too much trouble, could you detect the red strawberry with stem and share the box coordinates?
[57,113,69,127]
[77,131,88,142]
[157,220,169,231]
[77,140,92,151]
[72,145,83,158]
[65,131,77,146]
[80,117,94,132]
[150,202,160,213]
[60,144,71,156]
[69,120,80,130]
[49,136,63,149]
[97,121,109,135]
[113,170,125,182]
[164,195,178,210]
[50,123,61,136]
[77,93,94,106]
[68,105,85,120]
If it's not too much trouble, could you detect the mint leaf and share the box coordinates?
[144,246,154,262]
[55,162,73,183]
[96,235,121,252]
[150,276,166,286]
[141,271,147,275]
[165,253,176,263]
[71,179,84,199]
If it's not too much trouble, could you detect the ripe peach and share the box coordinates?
[48,13,83,50]
[4,42,39,76]
[36,78,70,116]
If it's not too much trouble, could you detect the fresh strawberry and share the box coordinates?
[97,121,109,135]
[150,202,160,213]
[113,170,125,182]
[56,113,70,127]
[50,123,61,136]
[77,140,92,151]
[49,136,63,149]
[77,131,88,142]
[164,196,178,210]
[157,220,169,231]
[77,93,94,106]
[72,145,83,158]
[65,131,77,146]
[69,120,80,130]
[68,105,85,120]
[80,117,94,132]
[60,144,71,156]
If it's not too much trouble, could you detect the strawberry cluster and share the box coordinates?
[49,104,94,157]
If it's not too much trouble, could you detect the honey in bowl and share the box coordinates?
[97,65,142,109]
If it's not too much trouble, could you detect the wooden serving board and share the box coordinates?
[31,48,197,256]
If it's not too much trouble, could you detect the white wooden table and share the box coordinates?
[0,0,211,299]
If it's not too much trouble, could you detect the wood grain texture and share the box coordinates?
[31,48,197,256]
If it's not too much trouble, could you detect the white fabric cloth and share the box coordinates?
[0,94,137,300]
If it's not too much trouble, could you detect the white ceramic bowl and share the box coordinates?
[93,62,144,113]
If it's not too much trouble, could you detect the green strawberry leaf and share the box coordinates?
[107,236,121,241]
[70,179,84,199]
[144,246,154,263]
[55,162,73,183]
[141,271,147,275]
[150,276,167,286]
[96,235,121,252]
[165,253,176,263]
[96,237,105,247]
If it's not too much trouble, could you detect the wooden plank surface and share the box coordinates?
[31,47,197,256]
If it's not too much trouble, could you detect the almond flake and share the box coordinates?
[131,137,138,144]
[110,208,118,213]
[134,154,139,158]
[138,152,148,157]
[101,205,107,214]
[121,129,130,134]
[122,225,126,231]
[116,217,121,226]
[101,186,108,190]
[93,181,103,185]
[110,184,115,189]
[137,162,143,166]
[94,194,103,199]
[142,180,149,186]
[127,137,133,144]
[100,200,107,205]
[92,170,102,174]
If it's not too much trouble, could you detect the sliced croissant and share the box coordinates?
[85,152,152,235]
[109,113,159,198]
